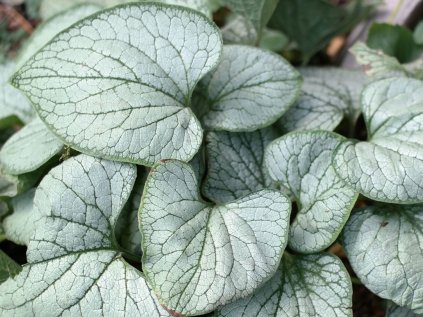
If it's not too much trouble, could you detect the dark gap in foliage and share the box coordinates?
[212,7,230,27]
[122,255,142,271]
[290,200,298,224]
[0,240,26,265]
[353,114,367,141]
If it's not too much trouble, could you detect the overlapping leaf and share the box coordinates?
[0,251,21,284]
[223,0,278,40]
[265,130,357,253]
[0,155,171,316]
[3,189,38,245]
[0,117,63,175]
[386,301,423,317]
[140,160,291,315]
[219,253,352,317]
[333,77,423,203]
[351,42,408,77]
[12,3,222,166]
[203,128,277,203]
[0,62,33,127]
[342,205,423,314]
[195,45,301,131]
[279,68,367,132]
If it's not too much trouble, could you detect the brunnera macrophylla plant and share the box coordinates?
[0,1,422,317]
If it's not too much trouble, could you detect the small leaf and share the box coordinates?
[386,301,423,317]
[16,4,101,71]
[140,160,291,315]
[342,205,423,314]
[333,77,423,203]
[367,23,422,64]
[279,67,367,132]
[223,0,279,39]
[0,250,21,284]
[0,117,63,175]
[3,189,38,246]
[259,28,288,52]
[0,62,33,128]
[222,14,257,46]
[351,42,407,77]
[12,3,222,166]
[195,45,301,131]
[0,169,43,198]
[0,155,171,316]
[265,130,357,253]
[219,253,352,317]
[269,0,372,61]
[414,21,423,45]
[203,128,277,203]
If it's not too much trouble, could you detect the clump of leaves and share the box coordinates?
[0,1,422,317]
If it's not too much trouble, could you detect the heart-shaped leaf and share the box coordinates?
[203,128,277,203]
[15,4,101,71]
[0,117,63,175]
[218,253,352,317]
[140,160,291,315]
[195,44,301,131]
[342,204,423,314]
[0,62,33,128]
[265,130,358,253]
[279,68,367,132]
[333,77,423,203]
[12,3,222,166]
[3,189,38,246]
[0,155,171,316]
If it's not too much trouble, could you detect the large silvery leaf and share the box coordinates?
[223,0,279,40]
[15,4,101,71]
[265,131,357,253]
[279,68,367,132]
[195,45,301,131]
[12,3,222,166]
[342,205,423,313]
[203,128,277,203]
[0,62,33,127]
[3,189,37,246]
[140,160,291,315]
[0,117,63,175]
[219,253,352,317]
[333,77,423,203]
[0,155,171,316]
[0,250,21,284]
